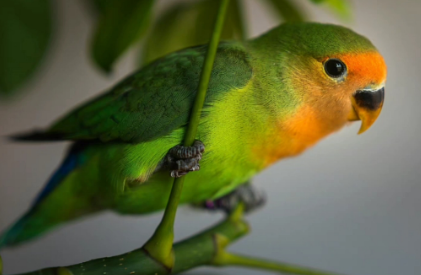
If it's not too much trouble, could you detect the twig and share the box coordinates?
[6,207,248,275]
[143,0,231,269]
[0,206,345,275]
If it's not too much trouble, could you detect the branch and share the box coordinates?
[143,0,231,268]
[0,206,345,275]
[5,206,247,275]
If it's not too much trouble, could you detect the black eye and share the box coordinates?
[324,59,347,78]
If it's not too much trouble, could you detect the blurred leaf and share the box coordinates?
[229,0,247,41]
[90,0,110,14]
[142,3,196,65]
[309,0,352,20]
[0,0,52,96]
[91,0,155,73]
[194,0,246,43]
[142,0,246,65]
[266,0,306,22]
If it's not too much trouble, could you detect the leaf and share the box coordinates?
[0,0,52,96]
[265,0,306,23]
[193,0,245,43]
[141,0,246,65]
[309,0,352,20]
[90,0,110,14]
[91,0,155,73]
[229,0,247,41]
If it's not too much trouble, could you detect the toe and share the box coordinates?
[190,164,200,171]
[176,158,198,171]
[193,140,205,154]
[170,140,205,159]
[166,140,205,178]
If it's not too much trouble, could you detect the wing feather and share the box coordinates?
[13,43,252,143]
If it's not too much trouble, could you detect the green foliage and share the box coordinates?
[309,0,352,20]
[142,0,245,65]
[265,0,306,23]
[0,0,352,97]
[90,0,155,73]
[0,0,52,96]
[90,0,108,14]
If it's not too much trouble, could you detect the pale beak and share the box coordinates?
[348,87,385,134]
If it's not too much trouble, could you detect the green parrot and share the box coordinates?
[0,22,387,248]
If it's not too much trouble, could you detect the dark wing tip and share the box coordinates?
[8,130,65,142]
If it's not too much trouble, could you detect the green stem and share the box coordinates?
[0,255,3,275]
[214,253,344,275]
[12,206,249,275]
[183,0,231,146]
[142,0,231,269]
[6,205,344,275]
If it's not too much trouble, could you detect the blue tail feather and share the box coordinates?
[32,152,78,205]
[33,142,88,206]
[0,142,88,248]
[0,212,32,248]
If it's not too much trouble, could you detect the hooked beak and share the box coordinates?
[348,86,385,134]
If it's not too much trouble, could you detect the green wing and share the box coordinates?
[16,43,252,143]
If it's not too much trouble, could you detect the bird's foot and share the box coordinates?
[202,184,266,214]
[165,140,205,178]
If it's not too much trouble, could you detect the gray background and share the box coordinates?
[0,0,420,274]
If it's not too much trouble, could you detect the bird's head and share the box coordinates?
[256,23,387,135]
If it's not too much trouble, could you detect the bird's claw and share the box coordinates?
[166,140,205,178]
[202,184,266,214]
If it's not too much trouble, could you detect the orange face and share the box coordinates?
[287,50,387,135]
[257,50,387,166]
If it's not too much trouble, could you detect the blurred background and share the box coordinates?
[0,0,420,274]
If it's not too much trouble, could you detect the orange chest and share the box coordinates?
[252,105,342,168]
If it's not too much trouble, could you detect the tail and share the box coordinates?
[0,210,44,248]
[8,130,66,142]
[0,142,101,248]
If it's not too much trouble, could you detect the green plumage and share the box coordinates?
[1,23,380,248]
[42,43,251,143]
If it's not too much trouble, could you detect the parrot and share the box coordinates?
[0,22,387,248]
